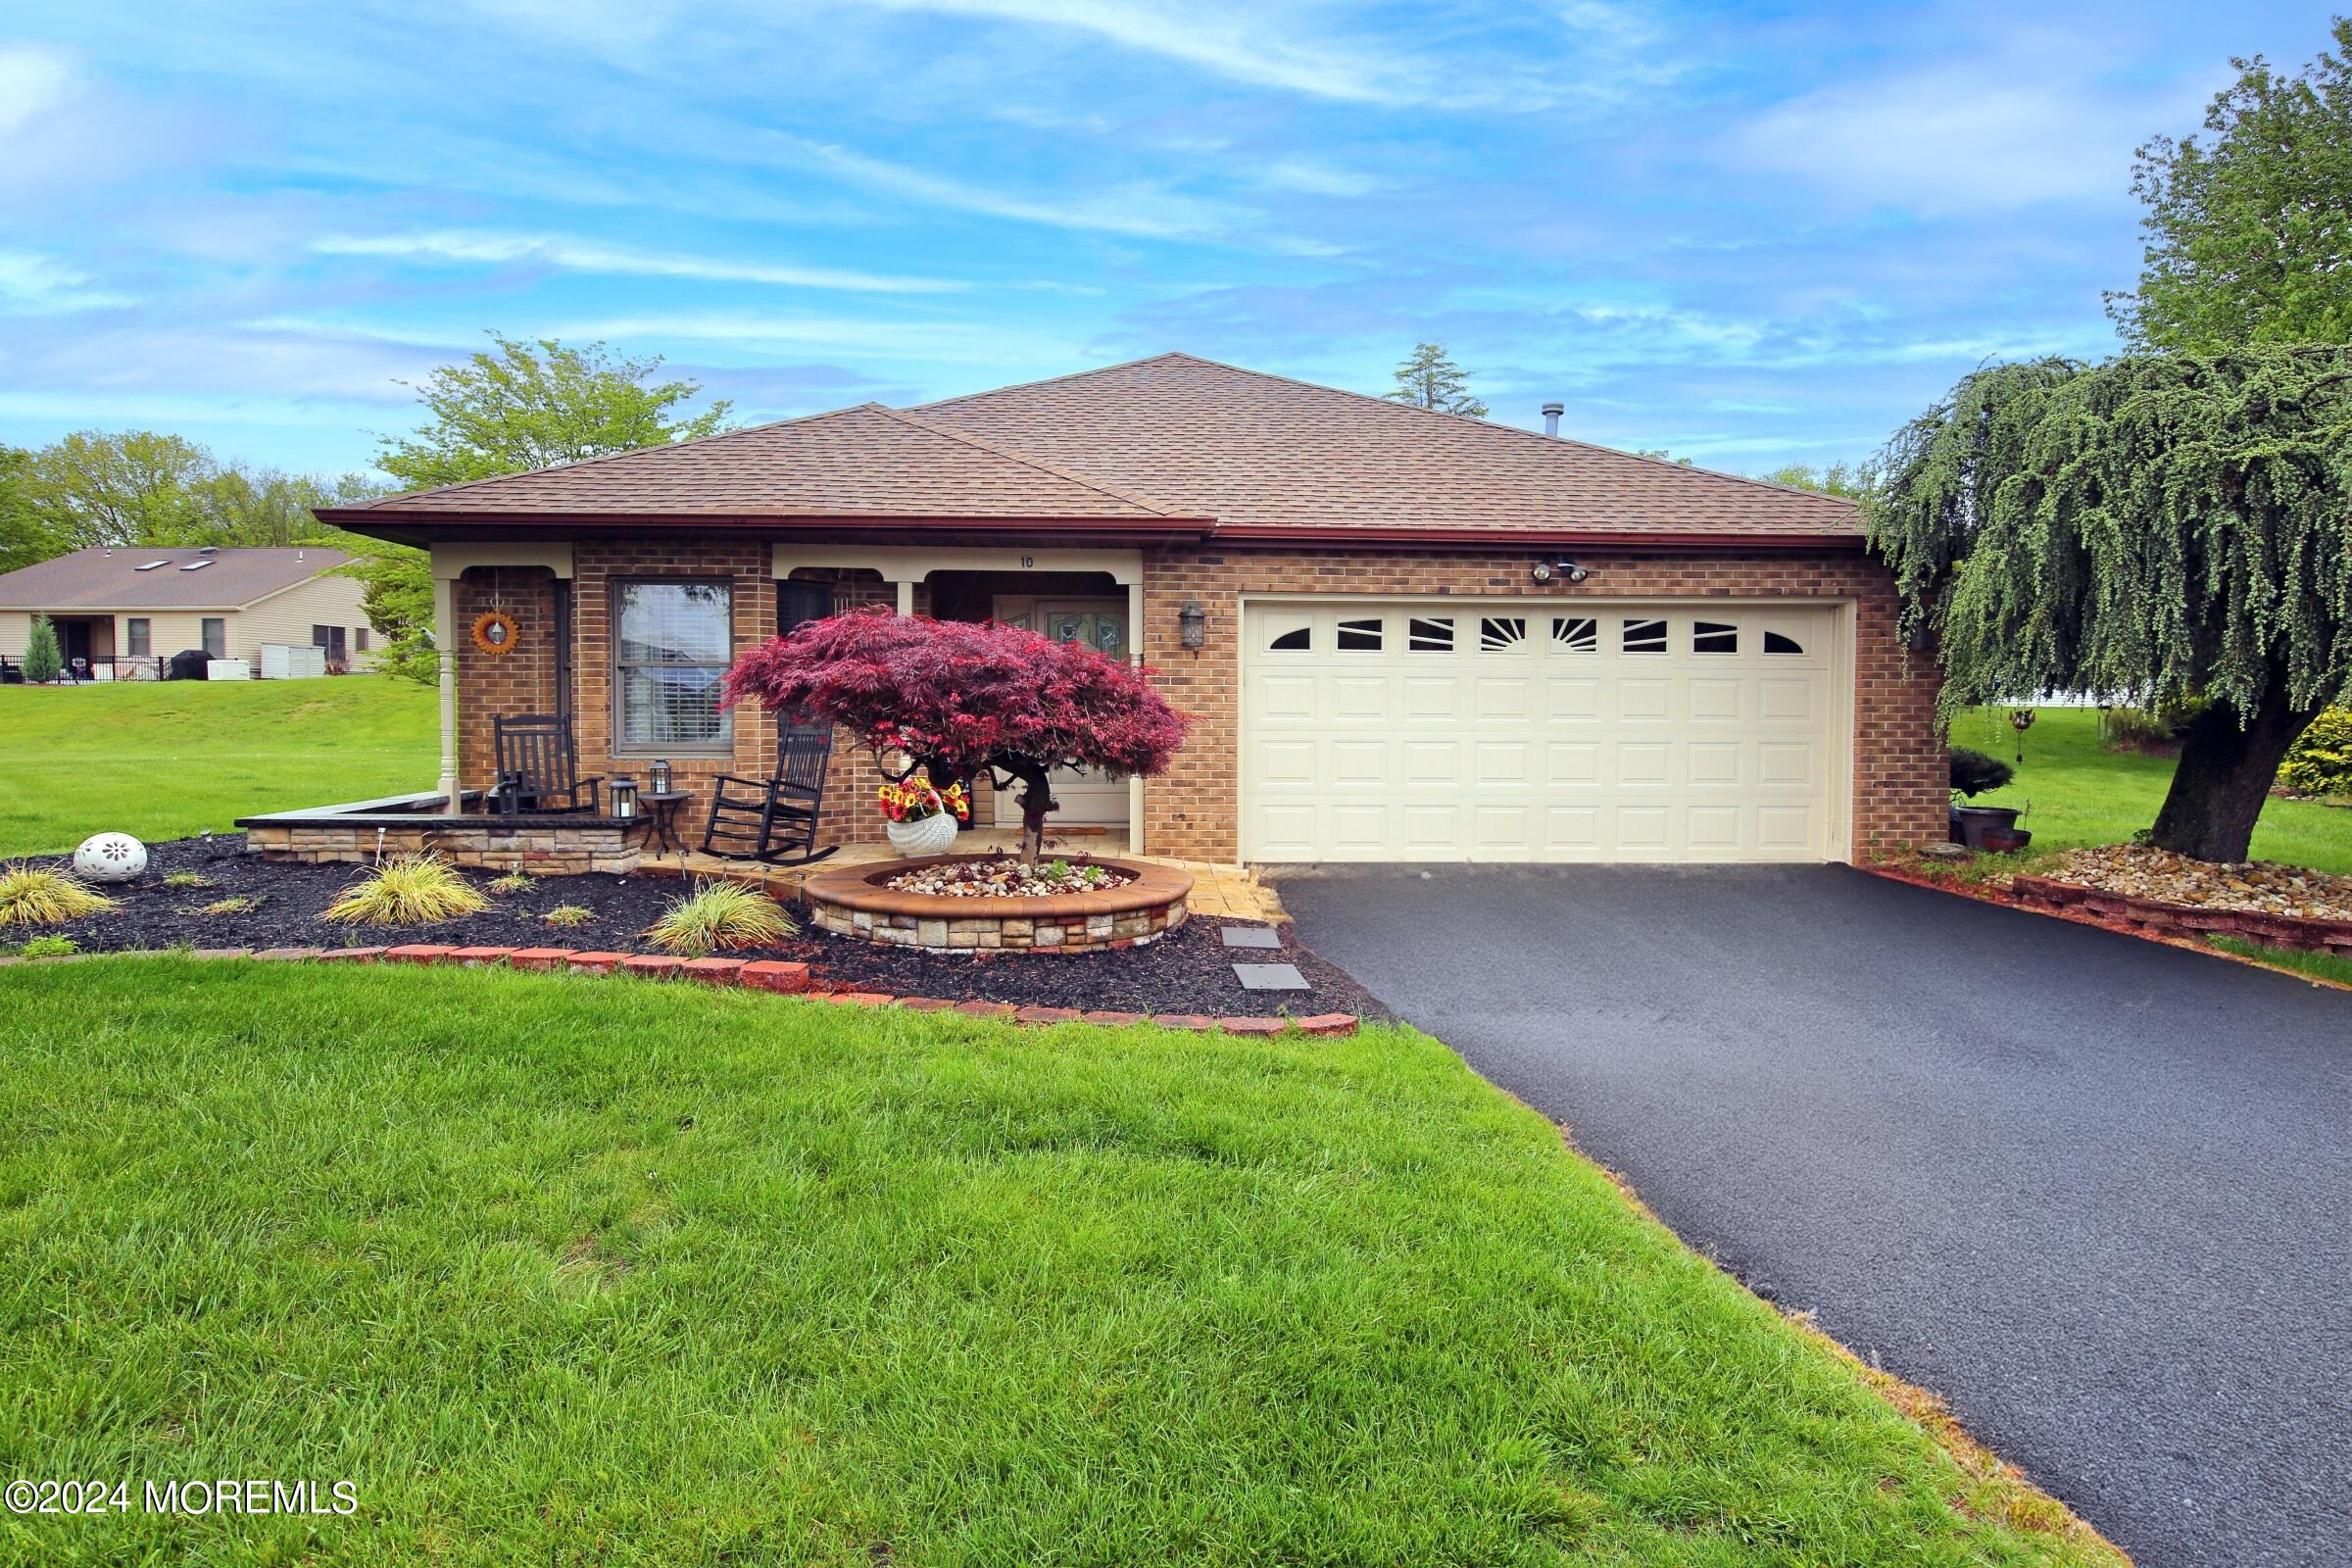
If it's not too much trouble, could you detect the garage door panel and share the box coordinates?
[1688,741,1742,787]
[1243,602,1838,862]
[1401,677,1458,718]
[1617,678,1672,720]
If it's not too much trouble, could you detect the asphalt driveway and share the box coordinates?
[1279,863,2352,1568]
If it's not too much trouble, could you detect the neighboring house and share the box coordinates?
[322,354,1942,864]
[0,546,376,679]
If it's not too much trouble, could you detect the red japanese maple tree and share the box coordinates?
[721,606,1190,861]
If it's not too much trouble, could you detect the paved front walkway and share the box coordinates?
[1280,862,2352,1568]
[642,827,1287,922]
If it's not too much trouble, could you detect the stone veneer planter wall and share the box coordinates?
[239,794,647,875]
[801,856,1191,954]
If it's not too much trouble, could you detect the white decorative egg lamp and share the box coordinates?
[74,832,148,883]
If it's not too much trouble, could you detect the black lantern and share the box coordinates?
[610,777,639,819]
[650,758,672,795]
[1179,600,1206,650]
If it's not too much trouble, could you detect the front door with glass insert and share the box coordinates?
[991,597,1131,828]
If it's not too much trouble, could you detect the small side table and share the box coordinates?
[641,791,694,857]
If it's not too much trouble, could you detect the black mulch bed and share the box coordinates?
[25,837,1390,1021]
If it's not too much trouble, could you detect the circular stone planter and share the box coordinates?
[802,855,1192,954]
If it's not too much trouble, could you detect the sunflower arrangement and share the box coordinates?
[877,775,970,825]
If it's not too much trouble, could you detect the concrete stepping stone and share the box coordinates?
[1220,925,1283,950]
[1233,961,1310,992]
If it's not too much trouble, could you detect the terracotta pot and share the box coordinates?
[885,811,960,858]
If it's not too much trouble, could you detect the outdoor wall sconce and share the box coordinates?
[610,778,639,820]
[1530,559,1590,584]
[1179,600,1207,649]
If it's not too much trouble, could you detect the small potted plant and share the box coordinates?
[879,773,970,857]
[1949,747,2022,849]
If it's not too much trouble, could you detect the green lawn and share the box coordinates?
[0,678,435,858]
[1950,705,2352,873]
[0,960,2117,1567]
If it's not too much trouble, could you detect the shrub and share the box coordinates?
[199,895,263,915]
[18,935,77,957]
[21,614,62,684]
[2279,708,2352,797]
[1948,748,2014,799]
[643,881,794,956]
[545,905,597,929]
[0,864,118,927]
[488,872,535,895]
[323,854,489,926]
[163,871,212,890]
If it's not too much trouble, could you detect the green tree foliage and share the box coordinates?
[1755,461,1869,499]
[374,334,733,489]
[361,335,734,684]
[1384,343,1488,417]
[21,614,63,684]
[2109,19,2352,349]
[0,448,44,573]
[3,431,379,560]
[1867,348,2352,860]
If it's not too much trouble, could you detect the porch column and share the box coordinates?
[1128,577,1145,856]
[433,572,460,817]
[896,577,915,616]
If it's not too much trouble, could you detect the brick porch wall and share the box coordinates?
[453,568,560,788]
[1135,544,1946,864]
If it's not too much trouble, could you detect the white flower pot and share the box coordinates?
[886,811,959,858]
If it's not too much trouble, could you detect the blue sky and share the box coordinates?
[0,1,2331,480]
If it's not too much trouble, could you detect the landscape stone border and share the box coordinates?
[0,945,1358,1036]
[2010,874,2352,955]
[801,855,1193,954]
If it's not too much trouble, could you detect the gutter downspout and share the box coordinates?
[434,570,460,816]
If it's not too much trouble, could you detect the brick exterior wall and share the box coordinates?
[449,539,1945,867]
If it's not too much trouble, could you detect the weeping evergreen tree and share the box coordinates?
[1869,347,2352,862]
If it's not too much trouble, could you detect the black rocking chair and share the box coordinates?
[491,712,603,814]
[701,725,838,865]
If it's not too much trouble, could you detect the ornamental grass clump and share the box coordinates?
[644,881,794,956]
[323,854,489,927]
[545,904,597,930]
[0,863,118,927]
[488,872,535,895]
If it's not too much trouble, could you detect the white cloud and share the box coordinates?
[773,135,1242,239]
[549,312,1074,363]
[0,250,135,315]
[0,45,79,137]
[1730,46,2201,214]
[309,230,966,294]
[839,0,1659,111]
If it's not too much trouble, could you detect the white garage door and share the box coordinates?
[1242,601,1842,862]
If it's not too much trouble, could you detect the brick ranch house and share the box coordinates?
[317,354,1944,866]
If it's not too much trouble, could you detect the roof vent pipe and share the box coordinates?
[1541,402,1563,438]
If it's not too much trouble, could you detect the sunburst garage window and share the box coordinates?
[615,580,734,755]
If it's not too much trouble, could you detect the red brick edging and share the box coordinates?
[1861,862,2352,977]
[0,946,1359,1036]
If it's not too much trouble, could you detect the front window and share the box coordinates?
[201,617,225,659]
[125,618,150,657]
[613,580,733,754]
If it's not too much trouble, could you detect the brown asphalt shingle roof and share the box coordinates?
[921,355,1859,538]
[0,547,352,611]
[349,403,1184,519]
[339,355,1858,540]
